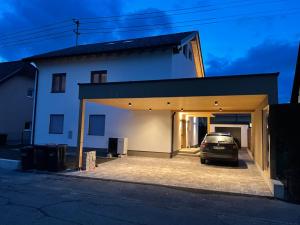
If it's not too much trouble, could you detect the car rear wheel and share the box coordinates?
[200,158,206,164]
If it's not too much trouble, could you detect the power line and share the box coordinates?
[0,5,297,48]
[0,0,284,42]
[0,30,73,47]
[79,0,283,21]
[1,9,297,48]
[79,0,284,24]
[1,19,71,38]
[79,9,300,34]
[79,8,299,32]
[0,24,73,41]
[0,33,71,48]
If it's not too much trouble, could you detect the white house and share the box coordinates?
[24,30,279,188]
[26,31,205,157]
[23,31,285,197]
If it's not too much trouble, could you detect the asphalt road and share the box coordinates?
[0,169,299,225]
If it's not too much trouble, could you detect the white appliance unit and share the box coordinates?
[117,138,128,155]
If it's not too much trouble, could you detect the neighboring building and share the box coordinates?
[291,44,300,104]
[0,61,36,145]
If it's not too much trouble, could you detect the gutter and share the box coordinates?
[31,64,39,145]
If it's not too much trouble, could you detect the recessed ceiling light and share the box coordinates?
[149,108,152,111]
[214,101,218,106]
[219,108,223,112]
[181,108,184,111]
[167,102,170,105]
[128,102,132,106]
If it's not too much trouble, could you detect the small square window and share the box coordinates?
[52,73,66,93]
[27,88,34,98]
[49,114,64,134]
[91,71,107,84]
[24,122,32,130]
[88,115,105,136]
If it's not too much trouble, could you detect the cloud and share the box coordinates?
[205,41,299,103]
[114,8,173,39]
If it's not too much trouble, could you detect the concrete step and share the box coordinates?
[175,153,200,158]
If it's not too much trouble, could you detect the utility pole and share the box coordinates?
[73,19,80,46]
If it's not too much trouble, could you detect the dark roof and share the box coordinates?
[24,31,198,61]
[291,43,300,104]
[0,61,36,84]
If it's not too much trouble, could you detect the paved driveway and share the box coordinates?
[66,150,272,197]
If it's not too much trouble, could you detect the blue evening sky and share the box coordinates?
[0,0,299,102]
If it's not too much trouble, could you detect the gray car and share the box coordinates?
[199,132,239,166]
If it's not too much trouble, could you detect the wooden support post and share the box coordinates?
[76,99,86,169]
[207,116,211,133]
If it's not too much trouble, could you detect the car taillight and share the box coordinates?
[200,143,207,150]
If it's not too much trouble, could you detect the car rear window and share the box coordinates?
[204,135,234,144]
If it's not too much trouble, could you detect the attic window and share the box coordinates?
[27,88,34,98]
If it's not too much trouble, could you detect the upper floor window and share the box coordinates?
[91,70,107,84]
[27,88,34,98]
[52,73,66,93]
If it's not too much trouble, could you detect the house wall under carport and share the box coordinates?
[172,113,200,152]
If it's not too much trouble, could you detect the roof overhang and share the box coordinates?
[78,73,278,112]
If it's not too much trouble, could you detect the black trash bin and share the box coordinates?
[0,133,7,146]
[47,144,67,172]
[58,144,67,170]
[108,138,118,157]
[20,146,35,170]
[35,145,48,170]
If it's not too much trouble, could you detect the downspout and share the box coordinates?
[30,63,39,145]
[170,112,176,158]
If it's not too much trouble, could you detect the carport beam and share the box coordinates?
[77,99,86,169]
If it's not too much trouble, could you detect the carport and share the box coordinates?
[76,73,278,195]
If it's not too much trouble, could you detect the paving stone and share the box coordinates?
[65,150,272,196]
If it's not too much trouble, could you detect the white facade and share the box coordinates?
[34,47,197,153]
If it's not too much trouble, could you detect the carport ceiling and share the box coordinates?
[90,95,267,112]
